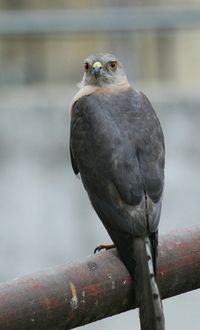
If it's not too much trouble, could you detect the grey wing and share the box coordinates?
[110,91,165,234]
[112,91,164,204]
[138,92,165,203]
[134,92,165,272]
[137,92,165,233]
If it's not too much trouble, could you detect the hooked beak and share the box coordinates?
[92,61,102,79]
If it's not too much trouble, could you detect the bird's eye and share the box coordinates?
[109,61,117,71]
[84,62,89,71]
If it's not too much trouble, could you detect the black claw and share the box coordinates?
[94,247,100,254]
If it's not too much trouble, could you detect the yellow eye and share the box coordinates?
[84,62,89,71]
[109,61,117,70]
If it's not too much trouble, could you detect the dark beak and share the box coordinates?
[93,67,101,79]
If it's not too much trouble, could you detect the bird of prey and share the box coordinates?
[69,53,165,330]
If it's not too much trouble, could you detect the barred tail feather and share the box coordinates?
[133,237,165,330]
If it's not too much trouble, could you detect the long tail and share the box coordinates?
[133,237,165,330]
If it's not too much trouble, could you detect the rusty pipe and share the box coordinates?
[0,225,199,329]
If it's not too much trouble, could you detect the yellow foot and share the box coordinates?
[94,244,115,254]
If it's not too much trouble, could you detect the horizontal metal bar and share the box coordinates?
[0,6,200,36]
[0,225,199,329]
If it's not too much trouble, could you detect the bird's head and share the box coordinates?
[79,53,128,88]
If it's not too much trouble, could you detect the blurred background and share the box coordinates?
[0,1,200,329]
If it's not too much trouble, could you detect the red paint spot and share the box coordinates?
[84,285,101,297]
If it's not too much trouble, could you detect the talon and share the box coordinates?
[94,244,115,254]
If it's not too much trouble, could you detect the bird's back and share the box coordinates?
[70,86,164,203]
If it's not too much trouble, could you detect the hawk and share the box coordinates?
[69,53,165,330]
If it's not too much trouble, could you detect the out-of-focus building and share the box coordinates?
[0,0,200,90]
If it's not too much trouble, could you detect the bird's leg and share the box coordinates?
[94,243,115,254]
